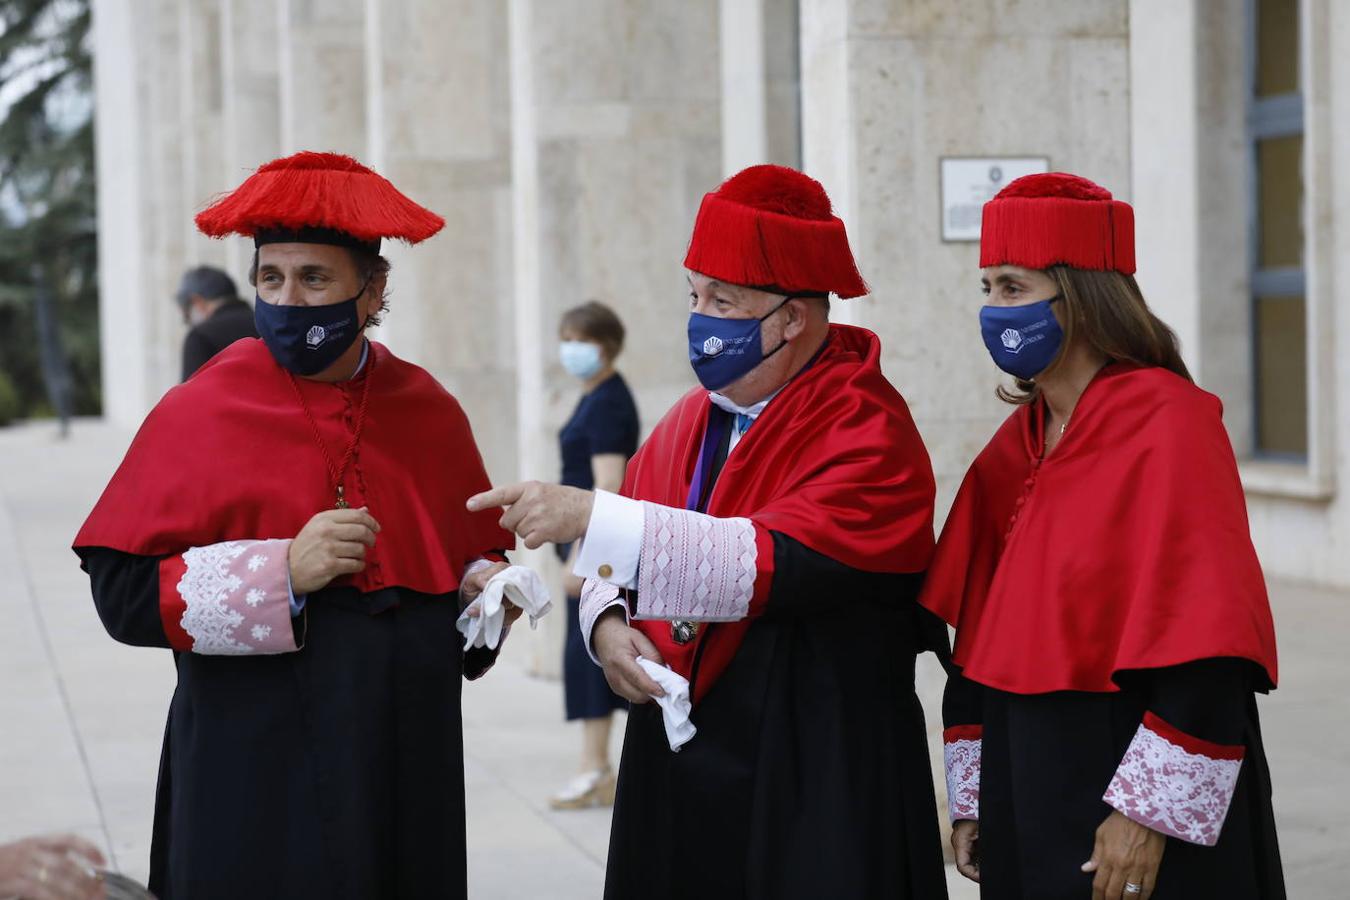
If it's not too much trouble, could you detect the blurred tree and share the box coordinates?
[0,0,98,423]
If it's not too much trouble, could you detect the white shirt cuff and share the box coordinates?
[581,581,630,665]
[573,490,643,589]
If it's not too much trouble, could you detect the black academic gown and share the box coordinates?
[78,547,499,900]
[603,532,950,900]
[943,659,1285,899]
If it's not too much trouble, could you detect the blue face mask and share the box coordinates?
[559,340,604,380]
[979,296,1064,381]
[254,279,369,376]
[688,296,793,391]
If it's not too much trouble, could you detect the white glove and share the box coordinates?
[456,565,551,651]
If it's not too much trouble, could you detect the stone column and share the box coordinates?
[798,0,1132,841]
[219,0,283,278]
[719,0,802,174]
[278,0,366,157]
[95,0,225,424]
[178,0,228,268]
[1130,0,1252,447]
[508,0,722,676]
[138,0,194,406]
[363,0,517,487]
[92,0,153,427]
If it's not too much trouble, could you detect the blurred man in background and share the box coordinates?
[174,265,256,380]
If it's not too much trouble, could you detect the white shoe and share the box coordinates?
[549,767,617,810]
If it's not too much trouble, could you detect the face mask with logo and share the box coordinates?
[978,296,1064,381]
[688,296,793,391]
[254,278,370,376]
[559,340,604,380]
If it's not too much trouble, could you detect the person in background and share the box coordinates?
[0,833,105,900]
[550,300,639,810]
[175,265,257,381]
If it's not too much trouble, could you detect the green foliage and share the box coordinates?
[0,0,100,418]
[0,367,19,425]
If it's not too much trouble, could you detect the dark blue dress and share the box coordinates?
[558,372,639,719]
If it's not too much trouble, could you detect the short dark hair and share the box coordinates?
[559,300,625,360]
[176,266,238,308]
[248,248,392,329]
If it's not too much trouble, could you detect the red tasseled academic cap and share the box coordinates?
[979,172,1135,275]
[683,164,869,299]
[194,151,445,254]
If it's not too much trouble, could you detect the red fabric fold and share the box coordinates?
[622,324,935,702]
[75,340,512,597]
[943,724,983,744]
[157,554,192,651]
[919,364,1278,695]
[1142,712,1246,762]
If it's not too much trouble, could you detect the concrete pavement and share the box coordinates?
[1,418,1342,898]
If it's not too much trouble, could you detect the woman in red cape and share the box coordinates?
[920,173,1284,900]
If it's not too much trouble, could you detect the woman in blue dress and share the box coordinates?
[550,301,640,810]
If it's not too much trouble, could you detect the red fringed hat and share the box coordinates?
[979,173,1135,275]
[683,164,868,298]
[195,151,445,254]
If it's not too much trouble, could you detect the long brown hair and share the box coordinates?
[998,266,1192,404]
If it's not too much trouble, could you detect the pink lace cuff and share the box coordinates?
[580,578,625,665]
[174,539,301,655]
[1103,711,1244,846]
[943,725,982,823]
[635,504,758,622]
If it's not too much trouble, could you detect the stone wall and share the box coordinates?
[93,0,1349,693]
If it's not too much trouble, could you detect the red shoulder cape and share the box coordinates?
[918,364,1278,694]
[623,324,935,701]
[74,339,512,594]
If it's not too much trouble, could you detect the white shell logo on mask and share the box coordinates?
[1000,328,1024,353]
[306,325,327,348]
[702,335,725,357]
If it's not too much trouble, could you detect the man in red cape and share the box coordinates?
[470,165,949,899]
[73,152,528,899]
[922,173,1284,899]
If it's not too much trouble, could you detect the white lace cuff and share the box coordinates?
[580,578,626,665]
[943,725,982,823]
[176,539,301,655]
[1103,712,1244,846]
[635,504,758,622]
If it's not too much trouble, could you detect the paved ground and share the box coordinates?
[1,418,1342,898]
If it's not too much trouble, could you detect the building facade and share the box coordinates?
[92,0,1341,686]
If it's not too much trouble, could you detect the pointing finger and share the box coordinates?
[467,483,527,512]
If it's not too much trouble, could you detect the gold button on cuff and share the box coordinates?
[598,564,613,579]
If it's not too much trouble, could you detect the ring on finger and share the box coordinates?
[1124,882,1143,895]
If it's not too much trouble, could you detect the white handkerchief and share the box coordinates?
[637,656,696,751]
[456,565,551,651]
